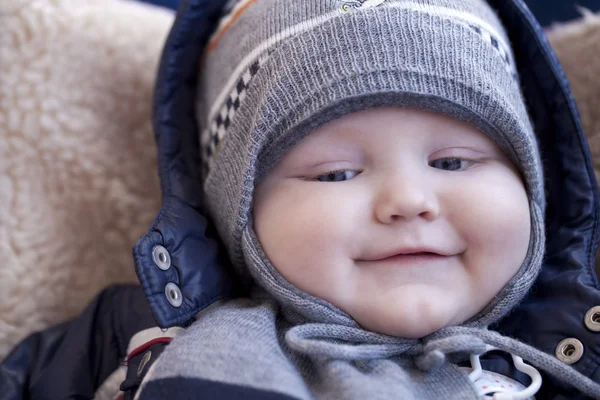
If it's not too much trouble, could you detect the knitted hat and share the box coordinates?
[196,0,545,327]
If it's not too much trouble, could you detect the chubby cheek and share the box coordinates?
[447,170,531,300]
[253,181,359,296]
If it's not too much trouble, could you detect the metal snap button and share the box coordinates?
[165,282,183,307]
[555,338,584,364]
[152,245,171,271]
[137,351,152,377]
[584,306,600,332]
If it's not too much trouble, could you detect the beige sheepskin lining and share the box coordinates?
[1,0,171,359]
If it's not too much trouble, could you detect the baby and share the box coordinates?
[134,0,600,398]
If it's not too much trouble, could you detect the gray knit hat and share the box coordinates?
[197,0,545,328]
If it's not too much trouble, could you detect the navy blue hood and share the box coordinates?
[133,0,600,385]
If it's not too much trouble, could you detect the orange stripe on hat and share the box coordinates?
[208,0,259,53]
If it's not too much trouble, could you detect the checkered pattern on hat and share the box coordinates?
[200,53,270,175]
[467,24,516,79]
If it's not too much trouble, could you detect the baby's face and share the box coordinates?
[253,107,530,338]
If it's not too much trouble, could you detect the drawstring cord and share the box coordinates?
[285,323,416,360]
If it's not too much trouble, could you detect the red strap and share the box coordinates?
[126,337,173,361]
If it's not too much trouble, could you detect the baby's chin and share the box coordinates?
[350,294,471,339]
[356,314,450,339]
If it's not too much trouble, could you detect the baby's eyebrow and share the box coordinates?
[431,146,493,155]
[304,158,358,169]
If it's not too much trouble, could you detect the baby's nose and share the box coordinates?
[373,176,440,224]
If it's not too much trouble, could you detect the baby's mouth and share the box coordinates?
[372,252,447,263]
[357,249,453,266]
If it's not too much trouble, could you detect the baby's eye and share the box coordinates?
[314,170,360,182]
[428,157,470,171]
